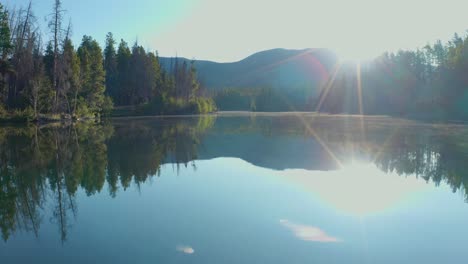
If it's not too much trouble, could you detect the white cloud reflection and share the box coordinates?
[280,219,341,242]
[176,245,195,254]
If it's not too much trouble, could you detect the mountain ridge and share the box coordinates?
[159,48,339,91]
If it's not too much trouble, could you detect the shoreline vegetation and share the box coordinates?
[111,112,468,129]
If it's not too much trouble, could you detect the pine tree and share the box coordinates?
[0,4,12,61]
[43,43,55,83]
[189,60,200,100]
[30,39,53,117]
[62,36,80,115]
[77,35,106,116]
[0,3,13,106]
[104,32,117,101]
[116,39,131,105]
[148,52,162,99]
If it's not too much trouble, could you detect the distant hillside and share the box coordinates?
[159,48,338,93]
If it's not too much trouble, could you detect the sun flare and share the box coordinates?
[277,162,430,216]
[335,46,378,62]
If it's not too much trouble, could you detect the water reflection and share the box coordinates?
[0,123,113,242]
[176,245,195,254]
[1,115,468,243]
[0,117,212,242]
[277,164,429,215]
[205,116,468,197]
[279,219,341,242]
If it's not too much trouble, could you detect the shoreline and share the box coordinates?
[2,111,468,126]
[108,111,468,128]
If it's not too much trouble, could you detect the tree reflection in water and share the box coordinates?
[1,115,468,242]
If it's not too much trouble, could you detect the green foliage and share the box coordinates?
[0,3,12,60]
[101,96,114,117]
[62,38,81,114]
[135,96,216,116]
[0,107,35,123]
[43,43,55,83]
[75,98,93,119]
[20,107,35,121]
[214,87,299,112]
[311,32,468,120]
[77,36,106,115]
[1,2,214,122]
[37,78,55,114]
[116,39,131,105]
[108,40,215,116]
[104,33,118,100]
[214,88,254,110]
[7,0,468,122]
[0,104,6,117]
[192,97,217,114]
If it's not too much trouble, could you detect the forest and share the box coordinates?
[316,32,468,120]
[0,1,215,123]
[1,1,468,122]
[213,32,468,121]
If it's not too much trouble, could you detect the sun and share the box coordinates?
[335,46,378,63]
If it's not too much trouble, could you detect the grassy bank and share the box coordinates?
[0,106,99,124]
[111,97,217,117]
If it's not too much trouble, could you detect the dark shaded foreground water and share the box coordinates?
[1,114,468,263]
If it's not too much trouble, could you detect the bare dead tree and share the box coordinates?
[8,1,37,108]
[48,0,65,113]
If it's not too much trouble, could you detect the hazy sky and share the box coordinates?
[6,0,468,62]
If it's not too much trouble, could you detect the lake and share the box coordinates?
[1,114,468,263]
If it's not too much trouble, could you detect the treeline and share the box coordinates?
[214,32,468,120]
[0,1,215,122]
[317,32,468,120]
[214,86,315,112]
[104,33,215,115]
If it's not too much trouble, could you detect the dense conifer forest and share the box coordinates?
[0,1,215,122]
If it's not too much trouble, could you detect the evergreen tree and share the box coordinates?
[189,60,200,100]
[0,4,12,61]
[148,52,162,99]
[0,1,214,118]
[77,35,106,116]
[62,37,80,115]
[0,4,12,107]
[30,39,53,117]
[116,39,131,105]
[43,42,55,83]
[104,32,117,100]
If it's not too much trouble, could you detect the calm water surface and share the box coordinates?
[1,114,468,263]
